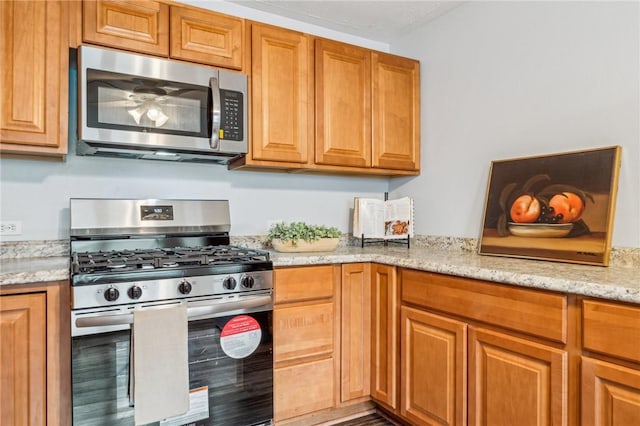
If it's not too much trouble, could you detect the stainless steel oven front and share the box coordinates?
[71,298,273,426]
[69,198,273,426]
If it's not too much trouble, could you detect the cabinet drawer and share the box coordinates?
[274,302,334,363]
[275,265,335,303]
[583,299,640,363]
[401,269,567,343]
[274,357,335,421]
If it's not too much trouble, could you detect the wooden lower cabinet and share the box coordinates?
[0,282,70,426]
[273,265,339,422]
[274,357,336,421]
[580,298,640,426]
[581,357,640,426]
[468,327,568,426]
[0,292,46,426]
[398,268,572,426]
[341,263,372,402]
[401,307,467,426]
[370,264,398,412]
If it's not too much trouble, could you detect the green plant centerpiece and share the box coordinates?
[267,222,341,253]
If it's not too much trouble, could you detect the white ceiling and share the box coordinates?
[226,1,465,42]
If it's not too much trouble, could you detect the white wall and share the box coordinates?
[390,1,640,248]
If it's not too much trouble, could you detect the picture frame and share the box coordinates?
[479,146,622,266]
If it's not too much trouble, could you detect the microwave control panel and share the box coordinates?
[220,89,243,141]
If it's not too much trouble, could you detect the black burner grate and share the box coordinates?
[72,245,270,275]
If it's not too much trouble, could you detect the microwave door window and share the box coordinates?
[86,69,209,138]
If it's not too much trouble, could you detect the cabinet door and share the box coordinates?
[341,263,371,402]
[315,38,371,168]
[0,293,47,426]
[581,357,640,426]
[371,264,398,411]
[372,52,420,171]
[250,24,312,164]
[83,0,169,56]
[0,0,68,156]
[468,327,568,426]
[401,307,467,426]
[170,6,243,69]
[274,357,335,421]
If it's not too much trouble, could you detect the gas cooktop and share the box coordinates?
[72,245,271,275]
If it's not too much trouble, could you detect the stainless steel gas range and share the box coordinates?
[69,198,273,426]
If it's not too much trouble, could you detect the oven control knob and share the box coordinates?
[127,285,142,300]
[178,280,192,295]
[223,276,237,290]
[241,275,255,289]
[104,287,120,302]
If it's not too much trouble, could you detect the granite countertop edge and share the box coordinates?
[1,247,638,304]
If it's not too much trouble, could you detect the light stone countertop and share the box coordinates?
[1,247,638,304]
[270,246,640,304]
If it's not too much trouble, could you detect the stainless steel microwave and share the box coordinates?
[77,45,248,164]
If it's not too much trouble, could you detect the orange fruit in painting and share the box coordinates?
[548,192,585,223]
[509,195,541,223]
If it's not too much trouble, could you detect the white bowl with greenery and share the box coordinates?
[267,222,341,253]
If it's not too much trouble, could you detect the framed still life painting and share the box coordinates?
[479,146,622,266]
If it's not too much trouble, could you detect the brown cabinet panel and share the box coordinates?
[468,327,568,426]
[401,269,568,343]
[0,293,47,426]
[0,0,68,156]
[582,299,640,363]
[370,263,398,411]
[401,307,467,426]
[315,38,371,168]
[581,356,640,426]
[249,23,312,163]
[372,52,420,171]
[0,282,70,426]
[341,263,371,402]
[274,302,334,363]
[274,357,336,421]
[170,6,243,69]
[83,0,169,56]
[274,265,335,304]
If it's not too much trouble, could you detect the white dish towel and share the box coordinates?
[133,304,189,425]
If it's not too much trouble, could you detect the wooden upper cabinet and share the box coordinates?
[83,1,245,68]
[83,0,170,56]
[372,52,420,171]
[249,23,312,164]
[315,38,371,168]
[170,6,243,69]
[0,0,68,156]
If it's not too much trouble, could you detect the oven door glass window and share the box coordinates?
[86,69,210,138]
[72,311,273,426]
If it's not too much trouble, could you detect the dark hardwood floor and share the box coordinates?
[332,413,398,426]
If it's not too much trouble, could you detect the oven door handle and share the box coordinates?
[74,295,272,329]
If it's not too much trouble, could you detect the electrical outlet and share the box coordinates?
[0,221,22,235]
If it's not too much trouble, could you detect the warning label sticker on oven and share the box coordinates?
[220,315,261,359]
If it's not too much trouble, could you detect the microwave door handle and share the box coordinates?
[210,76,221,150]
